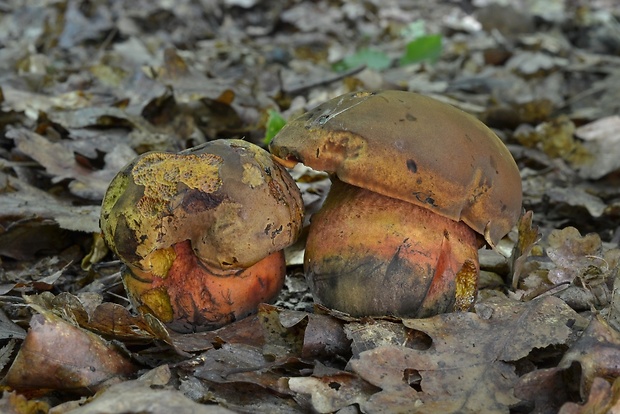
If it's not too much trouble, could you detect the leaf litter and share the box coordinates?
[0,0,620,413]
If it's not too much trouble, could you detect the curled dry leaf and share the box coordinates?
[49,365,236,414]
[7,128,135,201]
[259,304,350,360]
[187,342,309,413]
[3,312,136,392]
[288,369,378,414]
[558,377,620,414]
[546,227,610,296]
[558,316,620,399]
[511,210,541,289]
[0,172,101,234]
[346,296,583,414]
[26,292,173,346]
[515,316,620,412]
[573,115,620,179]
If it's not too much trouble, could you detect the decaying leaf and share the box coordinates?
[260,304,350,360]
[558,377,620,414]
[3,311,136,392]
[347,296,584,414]
[344,319,429,360]
[0,172,101,233]
[511,210,541,289]
[515,316,620,412]
[49,365,235,414]
[558,316,620,399]
[288,365,378,414]
[7,128,135,201]
[23,292,181,354]
[573,115,620,179]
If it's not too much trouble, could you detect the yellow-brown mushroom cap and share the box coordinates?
[100,139,304,273]
[269,90,522,246]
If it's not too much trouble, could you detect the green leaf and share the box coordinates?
[399,34,443,66]
[332,48,392,72]
[263,110,287,145]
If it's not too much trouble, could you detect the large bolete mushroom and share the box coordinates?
[100,139,303,332]
[270,90,522,317]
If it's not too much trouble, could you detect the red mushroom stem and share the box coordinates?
[305,178,481,317]
[123,240,286,332]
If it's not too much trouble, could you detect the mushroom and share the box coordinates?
[100,139,303,332]
[269,90,522,317]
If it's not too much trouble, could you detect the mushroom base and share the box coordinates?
[305,179,480,318]
[122,241,286,333]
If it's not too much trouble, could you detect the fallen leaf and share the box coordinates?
[24,292,179,352]
[514,367,573,414]
[3,311,137,392]
[546,227,604,285]
[558,316,620,399]
[349,296,583,414]
[8,128,135,200]
[288,365,378,414]
[558,377,620,414]
[49,365,235,414]
[0,219,75,261]
[574,115,620,179]
[0,172,101,233]
[511,210,541,289]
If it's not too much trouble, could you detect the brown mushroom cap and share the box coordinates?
[270,90,522,246]
[100,139,303,273]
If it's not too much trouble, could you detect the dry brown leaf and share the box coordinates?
[186,342,309,413]
[288,367,378,414]
[0,218,76,261]
[558,377,620,414]
[344,319,430,360]
[558,316,620,399]
[8,128,134,200]
[3,311,136,392]
[0,172,101,233]
[169,314,265,353]
[574,115,620,179]
[515,316,620,412]
[511,210,541,288]
[23,292,185,356]
[348,296,582,414]
[259,304,350,360]
[546,227,606,287]
[49,365,235,414]
[514,367,573,414]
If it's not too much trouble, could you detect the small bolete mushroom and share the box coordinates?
[100,139,303,332]
[270,90,522,317]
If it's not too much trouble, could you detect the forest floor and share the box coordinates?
[1,1,620,413]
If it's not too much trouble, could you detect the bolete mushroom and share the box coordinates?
[100,139,303,332]
[269,90,522,317]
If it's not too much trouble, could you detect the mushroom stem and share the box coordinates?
[123,240,286,333]
[305,178,480,317]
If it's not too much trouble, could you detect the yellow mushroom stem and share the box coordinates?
[305,178,481,318]
[122,240,285,333]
